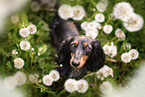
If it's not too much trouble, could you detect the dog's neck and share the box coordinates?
[68,68,87,79]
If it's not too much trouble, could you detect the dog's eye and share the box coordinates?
[85,46,90,50]
[71,44,76,48]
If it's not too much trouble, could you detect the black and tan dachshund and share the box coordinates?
[51,17,105,80]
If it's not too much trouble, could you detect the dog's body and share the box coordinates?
[51,17,105,80]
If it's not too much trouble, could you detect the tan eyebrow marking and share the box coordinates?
[83,42,88,47]
[74,41,78,45]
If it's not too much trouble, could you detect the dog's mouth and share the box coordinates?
[70,53,88,70]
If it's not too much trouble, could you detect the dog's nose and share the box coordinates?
[72,61,80,67]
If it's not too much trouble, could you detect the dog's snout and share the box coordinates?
[72,61,80,67]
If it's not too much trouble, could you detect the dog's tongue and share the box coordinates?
[68,69,87,79]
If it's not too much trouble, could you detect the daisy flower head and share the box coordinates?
[85,28,99,39]
[11,15,19,24]
[100,81,113,94]
[124,43,131,50]
[115,28,126,41]
[81,21,89,31]
[103,42,117,57]
[58,4,73,20]
[123,13,144,32]
[29,74,39,83]
[121,52,132,63]
[49,70,60,81]
[113,2,134,21]
[103,44,110,55]
[96,0,108,12]
[31,1,40,12]
[64,79,78,93]
[103,24,113,34]
[88,21,98,29]
[43,75,53,86]
[14,71,27,86]
[20,40,31,51]
[19,28,30,38]
[77,79,89,93]
[129,49,139,60]
[96,70,104,80]
[95,13,105,23]
[109,42,117,57]
[12,49,18,55]
[102,65,113,78]
[27,23,37,34]
[3,76,18,90]
[14,58,24,69]
[72,5,85,20]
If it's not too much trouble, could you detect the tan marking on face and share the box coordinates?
[70,54,89,70]
[74,41,78,45]
[83,42,88,47]
[77,55,88,69]
[70,53,75,68]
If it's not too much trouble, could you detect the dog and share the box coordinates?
[51,16,105,80]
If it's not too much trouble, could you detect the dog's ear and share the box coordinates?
[57,37,74,65]
[85,39,105,71]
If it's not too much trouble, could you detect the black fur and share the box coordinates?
[51,17,105,80]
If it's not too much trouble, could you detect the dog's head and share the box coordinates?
[57,35,105,79]
[69,36,93,69]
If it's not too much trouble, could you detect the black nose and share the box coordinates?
[72,61,80,67]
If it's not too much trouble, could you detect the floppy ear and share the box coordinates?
[85,39,105,71]
[57,37,74,65]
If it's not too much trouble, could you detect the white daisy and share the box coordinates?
[96,70,104,80]
[103,44,110,55]
[43,75,53,86]
[113,2,134,21]
[64,79,78,93]
[123,13,144,32]
[96,0,108,12]
[124,43,131,50]
[3,76,18,90]
[95,13,105,23]
[100,81,113,94]
[103,24,113,34]
[14,58,24,69]
[129,49,139,60]
[58,4,73,20]
[115,29,126,41]
[96,65,113,80]
[72,5,85,20]
[12,49,18,55]
[108,42,117,57]
[77,79,89,93]
[29,74,39,83]
[49,70,60,81]
[121,52,132,63]
[11,15,19,24]
[103,42,117,57]
[88,20,102,29]
[102,65,113,77]
[31,1,40,12]
[27,24,37,34]
[14,71,27,86]
[19,28,30,38]
[85,28,99,39]
[81,21,89,31]
[20,40,31,51]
